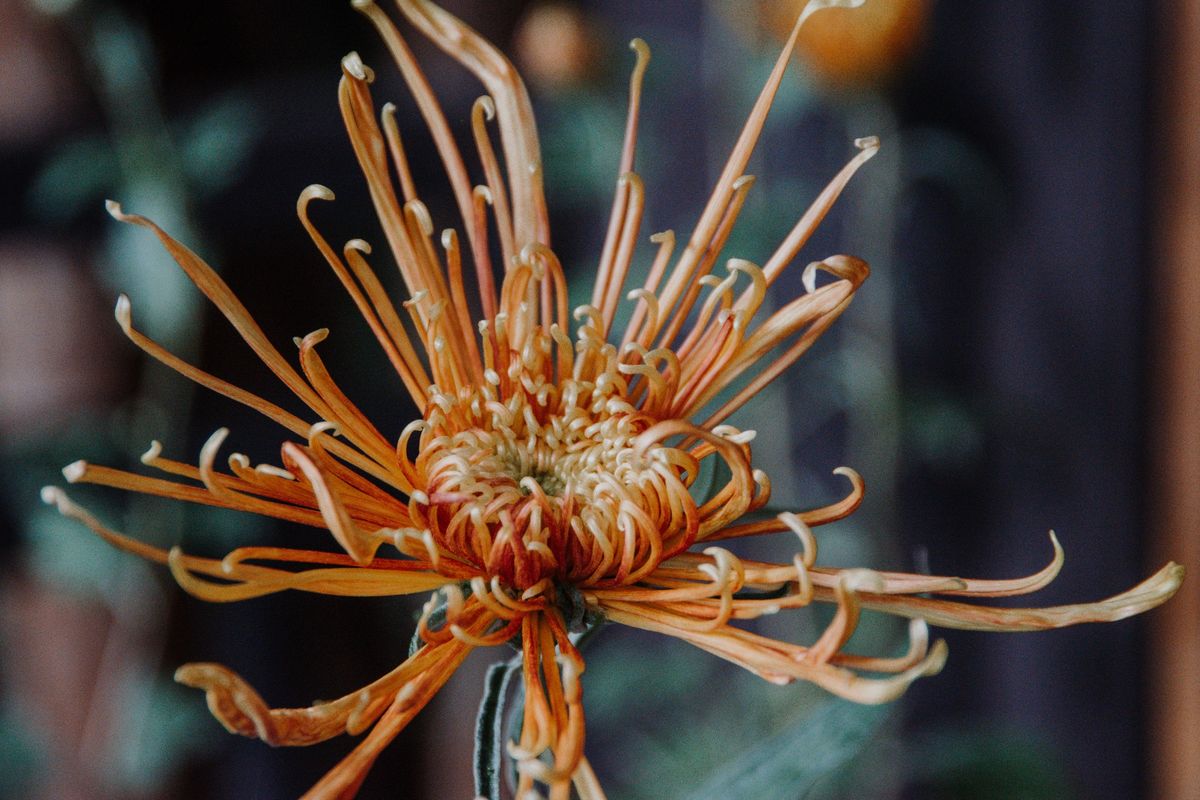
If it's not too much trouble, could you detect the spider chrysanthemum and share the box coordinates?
[42,1,1183,798]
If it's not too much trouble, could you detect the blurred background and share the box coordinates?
[0,0,1196,798]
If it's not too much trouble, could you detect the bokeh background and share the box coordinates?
[1,1,1196,798]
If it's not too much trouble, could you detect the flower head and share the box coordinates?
[43,0,1183,797]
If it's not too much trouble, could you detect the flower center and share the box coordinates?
[409,327,701,593]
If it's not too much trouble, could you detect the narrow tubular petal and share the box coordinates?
[754,136,880,292]
[62,459,343,529]
[106,202,334,421]
[393,0,550,247]
[117,290,403,493]
[168,548,454,602]
[176,629,474,757]
[688,255,868,423]
[703,468,865,541]
[342,240,435,400]
[282,442,388,564]
[338,60,450,310]
[42,486,169,566]
[598,173,645,337]
[351,1,491,276]
[297,329,398,467]
[139,437,407,527]
[46,485,453,605]
[634,421,755,539]
[472,95,516,270]
[651,0,835,350]
[621,230,676,351]
[653,175,757,352]
[590,38,653,331]
[600,599,948,704]
[380,102,419,202]
[297,187,430,406]
[441,228,487,381]
[114,293,312,438]
[698,281,859,427]
[901,532,1065,598]
[854,562,1186,632]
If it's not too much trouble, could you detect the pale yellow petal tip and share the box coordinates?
[300,184,335,204]
[113,293,133,329]
[350,0,374,10]
[1162,562,1187,595]
[104,198,124,219]
[406,199,434,235]
[855,135,882,152]
[62,460,88,483]
[346,238,372,254]
[925,637,950,676]
[40,485,65,507]
[140,440,164,464]
[473,184,494,206]
[474,94,497,120]
[341,51,370,81]
[299,328,331,347]
[309,420,341,439]
[832,466,864,490]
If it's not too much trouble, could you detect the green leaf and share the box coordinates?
[688,698,887,800]
[474,658,521,800]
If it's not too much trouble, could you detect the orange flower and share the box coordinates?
[42,1,1183,798]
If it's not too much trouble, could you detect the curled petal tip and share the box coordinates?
[200,428,231,464]
[832,465,861,481]
[300,184,335,204]
[406,200,434,236]
[473,94,496,120]
[308,420,341,438]
[855,135,881,152]
[732,174,756,191]
[300,327,331,346]
[925,638,950,676]
[140,440,163,464]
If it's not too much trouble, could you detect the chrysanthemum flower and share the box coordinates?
[42,1,1184,798]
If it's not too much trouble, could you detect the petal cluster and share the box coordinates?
[43,1,1183,798]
